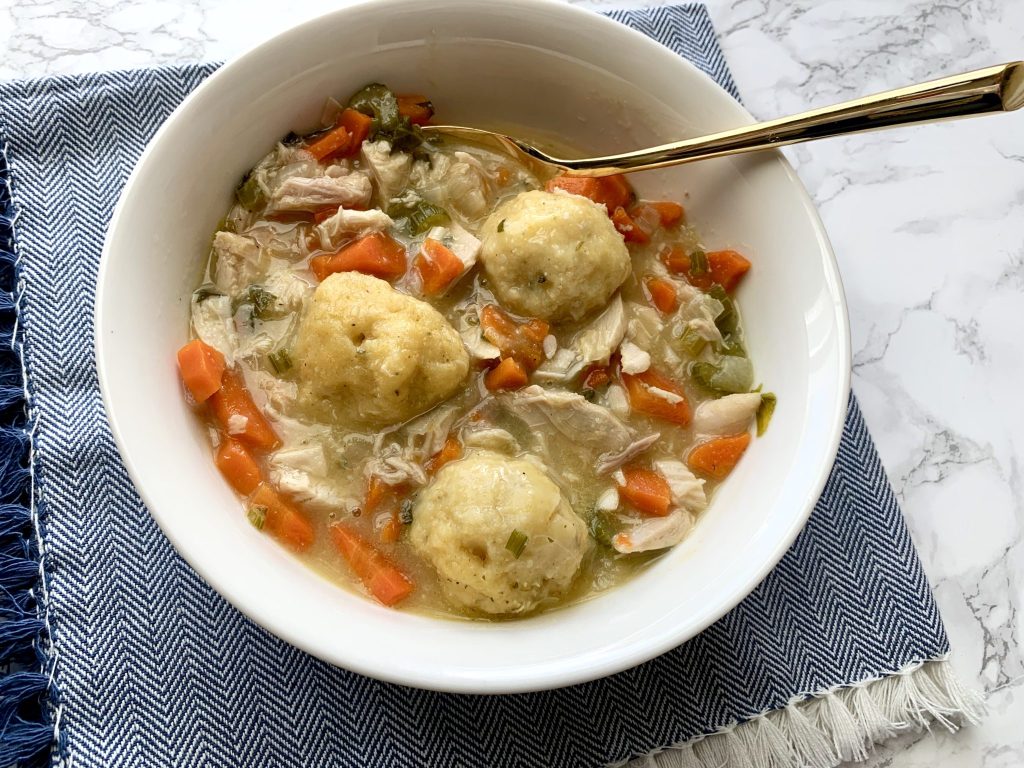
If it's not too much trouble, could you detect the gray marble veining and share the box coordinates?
[1,0,1022,765]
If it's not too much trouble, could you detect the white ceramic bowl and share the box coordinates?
[95,0,850,693]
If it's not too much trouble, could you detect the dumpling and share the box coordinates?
[409,450,591,615]
[293,272,469,427]
[478,190,630,322]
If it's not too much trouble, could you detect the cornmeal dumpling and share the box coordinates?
[293,272,469,427]
[410,450,591,615]
[478,190,631,322]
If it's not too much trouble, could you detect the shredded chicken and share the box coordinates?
[595,487,619,512]
[619,340,651,375]
[461,426,520,454]
[596,433,661,475]
[425,222,481,271]
[692,393,762,436]
[316,208,394,250]
[502,385,633,456]
[613,509,693,554]
[536,295,626,381]
[360,140,413,204]
[191,293,238,365]
[262,270,312,313]
[403,405,460,462]
[457,306,501,361]
[212,232,264,298]
[267,172,373,213]
[654,460,707,512]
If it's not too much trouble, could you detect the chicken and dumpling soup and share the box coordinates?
[176,84,776,618]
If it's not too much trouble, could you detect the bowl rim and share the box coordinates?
[94,0,852,692]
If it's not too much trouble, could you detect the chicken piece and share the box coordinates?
[403,405,461,462]
[363,451,428,487]
[360,140,413,205]
[595,433,661,475]
[261,270,313,314]
[612,509,693,554]
[595,487,619,512]
[654,459,707,512]
[191,292,237,365]
[212,232,265,298]
[692,393,762,436]
[316,208,394,250]
[457,306,501,361]
[602,383,630,418]
[267,172,373,213]
[619,340,651,375]
[269,444,352,511]
[536,295,627,381]
[502,385,633,456]
[461,426,520,454]
[411,152,491,222]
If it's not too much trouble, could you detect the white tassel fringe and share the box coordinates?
[619,658,984,768]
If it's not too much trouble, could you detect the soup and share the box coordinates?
[175,83,775,618]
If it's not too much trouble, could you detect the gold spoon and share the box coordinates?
[422,62,1023,177]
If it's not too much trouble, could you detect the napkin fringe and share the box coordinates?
[0,138,54,768]
[620,658,984,768]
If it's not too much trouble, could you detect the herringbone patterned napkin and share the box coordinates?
[0,5,978,768]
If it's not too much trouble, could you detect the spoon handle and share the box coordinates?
[560,61,1024,176]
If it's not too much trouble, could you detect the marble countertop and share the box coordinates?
[2,0,1021,765]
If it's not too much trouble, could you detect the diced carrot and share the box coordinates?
[581,363,612,391]
[310,232,407,282]
[177,339,226,403]
[330,525,414,606]
[612,206,649,244]
[645,276,679,314]
[621,368,692,426]
[496,166,512,186]
[248,482,315,552]
[704,250,752,293]
[617,466,672,517]
[484,357,529,391]
[313,207,338,225]
[305,124,351,162]
[427,435,463,473]
[364,475,391,517]
[396,94,434,125]
[215,437,263,495]
[648,201,685,227]
[364,476,409,544]
[337,108,373,153]
[378,516,401,544]
[687,432,752,480]
[659,246,751,293]
[479,304,550,372]
[208,370,280,450]
[544,174,634,214]
[414,238,465,295]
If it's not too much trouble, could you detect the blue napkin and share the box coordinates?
[0,5,959,767]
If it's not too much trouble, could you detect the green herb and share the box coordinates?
[716,335,746,357]
[399,499,414,525]
[268,349,292,374]
[235,172,264,211]
[244,286,278,320]
[690,355,754,394]
[708,284,739,335]
[588,513,618,548]
[756,392,777,436]
[497,219,506,233]
[247,505,267,530]
[407,201,450,235]
[192,284,223,304]
[676,325,706,358]
[689,248,709,276]
[505,529,528,559]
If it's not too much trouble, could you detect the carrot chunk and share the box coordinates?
[331,525,414,606]
[687,432,752,479]
[544,174,634,214]
[177,339,226,403]
[617,466,673,517]
[414,238,465,295]
[208,369,280,450]
[649,201,686,227]
[612,206,649,244]
[396,94,435,125]
[313,207,339,225]
[621,368,692,426]
[305,124,352,162]
[660,246,751,293]
[581,363,612,391]
[310,232,407,282]
[645,276,678,314]
[426,435,463,473]
[248,482,315,552]
[215,437,263,495]
[484,357,529,391]
[338,108,373,153]
[479,304,549,372]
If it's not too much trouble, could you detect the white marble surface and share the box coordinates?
[1,0,1022,765]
